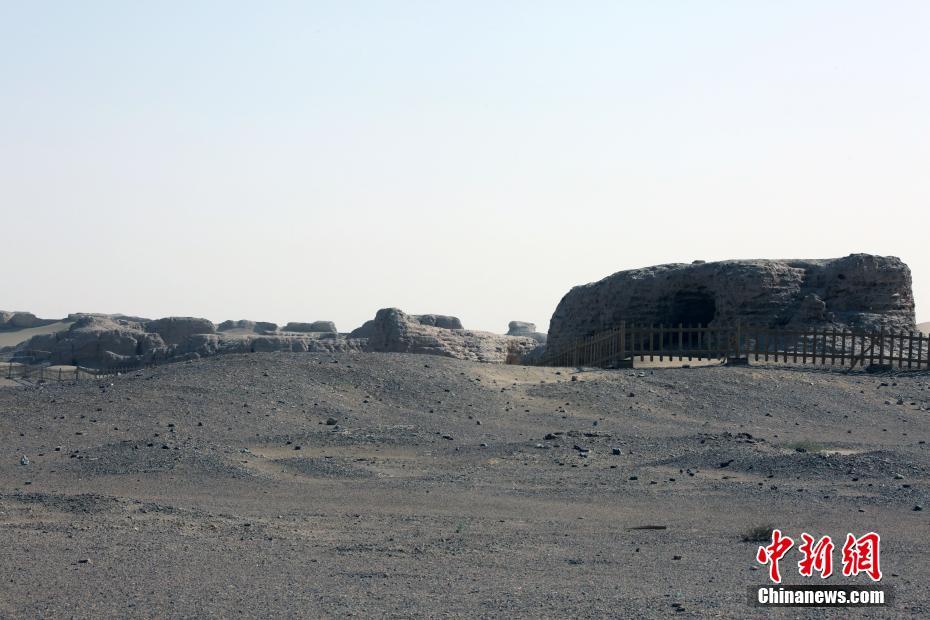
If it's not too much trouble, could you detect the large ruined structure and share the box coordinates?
[547,254,915,353]
[11,309,543,368]
[349,308,540,363]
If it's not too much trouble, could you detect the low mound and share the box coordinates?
[0,311,58,330]
[13,315,363,368]
[350,308,541,362]
[0,320,73,349]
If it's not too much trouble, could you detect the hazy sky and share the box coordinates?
[2,1,928,333]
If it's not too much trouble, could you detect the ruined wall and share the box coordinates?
[547,254,915,353]
[350,308,541,363]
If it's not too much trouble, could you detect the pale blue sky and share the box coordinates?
[2,1,928,332]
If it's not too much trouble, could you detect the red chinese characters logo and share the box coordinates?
[756,529,794,583]
[797,533,834,578]
[756,531,881,583]
[841,532,882,581]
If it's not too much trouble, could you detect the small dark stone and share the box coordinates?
[325,418,337,425]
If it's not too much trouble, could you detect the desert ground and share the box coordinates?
[1,352,928,618]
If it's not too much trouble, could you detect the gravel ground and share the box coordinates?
[1,352,929,618]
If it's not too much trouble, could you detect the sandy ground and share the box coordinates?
[1,352,928,618]
[0,321,72,349]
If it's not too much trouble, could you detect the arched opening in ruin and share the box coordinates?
[668,289,717,326]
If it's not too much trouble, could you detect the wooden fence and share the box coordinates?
[4,361,151,383]
[534,322,930,371]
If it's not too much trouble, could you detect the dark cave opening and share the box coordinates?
[667,289,717,326]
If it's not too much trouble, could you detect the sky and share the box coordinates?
[2,1,928,333]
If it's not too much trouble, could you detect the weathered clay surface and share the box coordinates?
[16,316,167,366]
[547,254,915,352]
[217,320,279,333]
[144,317,216,345]
[67,312,152,323]
[282,321,338,333]
[350,308,540,362]
[0,311,56,330]
[412,315,464,330]
[507,321,547,344]
[14,316,363,368]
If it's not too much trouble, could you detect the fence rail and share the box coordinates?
[534,322,930,371]
[4,361,152,383]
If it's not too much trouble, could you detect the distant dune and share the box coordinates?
[919,321,930,336]
[0,320,73,349]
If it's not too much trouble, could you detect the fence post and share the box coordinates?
[917,332,924,370]
[877,326,884,366]
[897,329,903,368]
[889,328,895,367]
[736,321,742,360]
[649,326,655,362]
[658,324,664,361]
[619,321,626,366]
[688,324,693,361]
